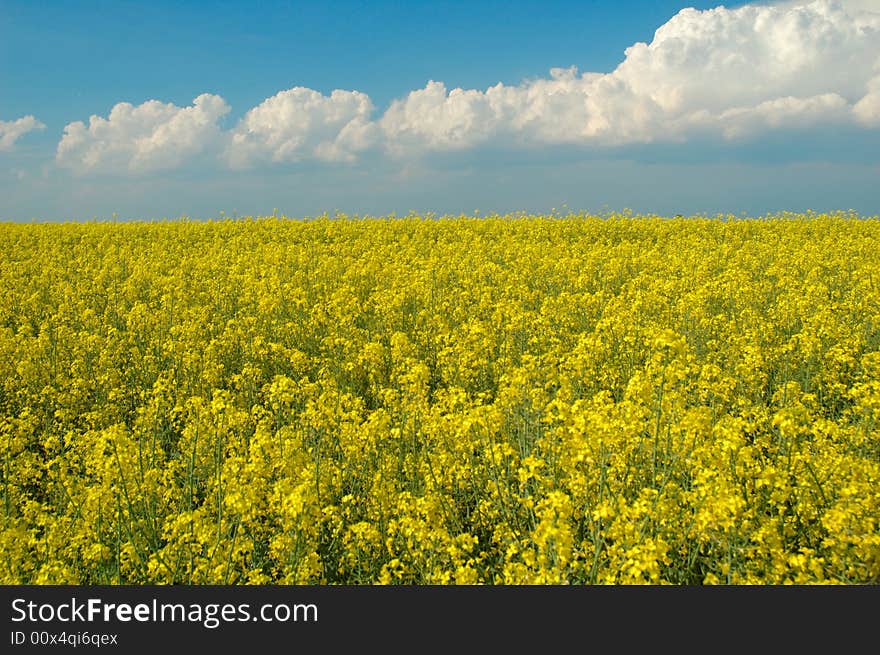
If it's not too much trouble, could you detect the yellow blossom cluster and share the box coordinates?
[1,211,878,584]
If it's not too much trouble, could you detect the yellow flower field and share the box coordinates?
[1,212,878,584]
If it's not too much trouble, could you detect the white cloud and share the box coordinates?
[615,2,877,114]
[0,116,45,152]
[378,0,880,153]
[56,94,230,174]
[714,93,852,139]
[854,75,880,127]
[48,0,880,174]
[380,81,499,153]
[225,87,377,167]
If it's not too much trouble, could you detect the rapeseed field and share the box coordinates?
[1,212,878,584]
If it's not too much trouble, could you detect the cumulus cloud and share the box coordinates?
[0,116,45,152]
[853,75,880,127]
[225,88,378,167]
[49,0,880,173]
[56,94,230,174]
[378,0,880,153]
[379,81,500,153]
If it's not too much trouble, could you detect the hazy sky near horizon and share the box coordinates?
[1,0,879,220]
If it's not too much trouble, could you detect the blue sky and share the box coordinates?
[1,0,878,220]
